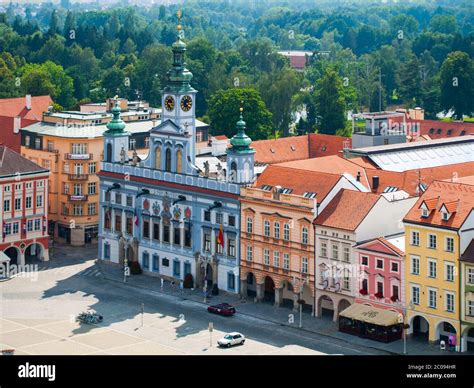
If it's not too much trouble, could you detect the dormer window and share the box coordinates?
[441,211,450,221]
[421,208,429,218]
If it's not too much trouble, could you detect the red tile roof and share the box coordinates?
[421,197,439,211]
[403,180,474,229]
[356,237,405,257]
[255,165,341,201]
[409,119,474,140]
[0,95,52,121]
[313,189,380,231]
[252,133,350,164]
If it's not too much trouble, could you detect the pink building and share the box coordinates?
[354,234,405,314]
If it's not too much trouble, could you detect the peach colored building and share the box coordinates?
[239,164,362,313]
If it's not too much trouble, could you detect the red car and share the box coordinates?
[207,303,236,316]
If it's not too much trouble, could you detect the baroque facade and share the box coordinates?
[97,24,254,294]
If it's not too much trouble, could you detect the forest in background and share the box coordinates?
[0,0,472,139]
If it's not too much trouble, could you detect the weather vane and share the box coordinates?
[177,10,182,32]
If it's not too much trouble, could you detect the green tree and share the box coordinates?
[207,88,273,141]
[397,54,422,106]
[439,51,474,119]
[315,69,346,135]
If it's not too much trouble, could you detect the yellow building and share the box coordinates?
[20,101,158,246]
[403,180,474,351]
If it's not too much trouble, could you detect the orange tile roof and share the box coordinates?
[442,200,459,214]
[0,95,52,121]
[251,133,350,164]
[410,119,474,140]
[421,197,439,211]
[313,189,380,231]
[403,180,474,229]
[255,165,341,201]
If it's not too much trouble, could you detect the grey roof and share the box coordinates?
[21,118,209,139]
[461,239,474,264]
[350,136,474,172]
[0,146,48,177]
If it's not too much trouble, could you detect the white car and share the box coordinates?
[218,332,245,348]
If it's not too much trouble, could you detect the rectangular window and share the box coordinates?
[3,199,10,212]
[14,198,21,211]
[246,217,253,233]
[428,234,437,249]
[246,246,253,261]
[469,301,474,316]
[115,212,122,232]
[274,222,280,239]
[163,224,170,243]
[73,205,83,216]
[143,220,150,239]
[25,196,32,209]
[392,285,399,301]
[264,220,270,237]
[468,268,474,284]
[445,262,454,282]
[428,259,437,278]
[445,237,454,253]
[377,281,383,296]
[446,292,454,313]
[88,182,96,195]
[203,232,211,252]
[412,285,420,305]
[361,256,369,266]
[204,211,211,222]
[342,245,350,262]
[228,215,236,227]
[428,289,437,309]
[320,241,327,257]
[73,184,83,196]
[216,213,223,224]
[301,257,308,274]
[263,249,270,266]
[376,259,384,270]
[184,224,191,248]
[36,195,43,208]
[273,251,280,268]
[34,219,41,231]
[12,222,19,234]
[283,253,290,270]
[411,231,420,246]
[88,162,96,174]
[153,222,160,241]
[126,215,133,235]
[301,227,308,245]
[391,262,399,272]
[126,196,133,207]
[27,219,33,232]
[88,203,96,215]
[228,237,236,257]
[115,193,122,205]
[4,223,11,236]
[332,244,339,260]
[411,256,420,275]
[343,274,350,290]
[174,226,181,245]
[72,143,87,155]
[283,224,290,241]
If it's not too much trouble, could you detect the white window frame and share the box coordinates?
[411,230,420,246]
[428,233,437,249]
[445,291,455,313]
[427,258,437,278]
[428,288,437,309]
[411,285,420,305]
[445,262,455,282]
[411,255,420,275]
[445,236,454,253]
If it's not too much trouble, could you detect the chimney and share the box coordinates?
[26,94,32,110]
[356,171,361,182]
[372,176,379,190]
[13,117,21,134]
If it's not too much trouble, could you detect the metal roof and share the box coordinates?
[350,136,474,172]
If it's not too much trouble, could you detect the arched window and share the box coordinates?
[165,148,172,172]
[155,146,161,169]
[230,161,237,182]
[106,143,112,162]
[176,148,182,173]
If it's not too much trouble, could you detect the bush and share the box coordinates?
[183,273,194,289]
[129,261,142,275]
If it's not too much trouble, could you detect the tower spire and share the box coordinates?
[104,98,126,135]
[230,102,254,153]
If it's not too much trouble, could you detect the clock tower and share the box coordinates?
[161,12,197,153]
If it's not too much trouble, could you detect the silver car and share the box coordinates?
[218,332,245,348]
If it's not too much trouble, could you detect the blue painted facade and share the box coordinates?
[97,28,254,294]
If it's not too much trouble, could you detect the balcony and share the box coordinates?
[68,174,89,181]
[65,153,93,161]
[68,194,88,202]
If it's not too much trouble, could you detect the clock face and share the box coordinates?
[180,95,193,112]
[164,96,175,111]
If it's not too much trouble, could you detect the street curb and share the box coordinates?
[96,261,400,355]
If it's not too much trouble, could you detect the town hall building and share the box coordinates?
[97,21,255,294]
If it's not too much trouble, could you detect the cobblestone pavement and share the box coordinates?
[0,243,462,355]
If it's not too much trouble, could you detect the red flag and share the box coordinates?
[217,224,224,248]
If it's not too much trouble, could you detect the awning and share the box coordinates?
[339,303,400,327]
[0,251,11,264]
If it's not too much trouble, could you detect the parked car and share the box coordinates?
[207,303,236,316]
[218,332,245,348]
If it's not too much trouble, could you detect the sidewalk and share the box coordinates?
[96,260,454,356]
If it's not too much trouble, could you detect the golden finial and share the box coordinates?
[177,10,182,31]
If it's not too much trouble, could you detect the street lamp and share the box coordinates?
[293,275,308,329]
[201,253,212,303]
[120,235,132,283]
[398,299,414,355]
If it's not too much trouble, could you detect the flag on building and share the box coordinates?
[217,224,224,248]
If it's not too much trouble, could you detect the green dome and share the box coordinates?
[105,102,126,134]
[229,111,254,154]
